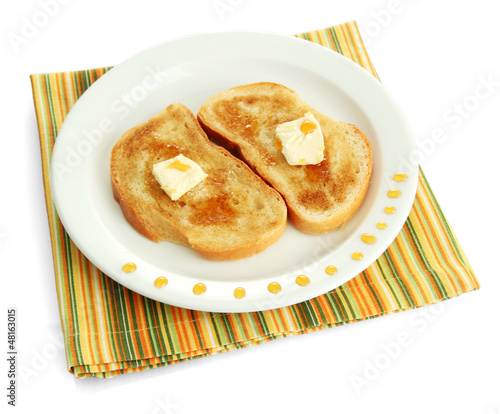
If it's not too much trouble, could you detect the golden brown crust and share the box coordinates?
[111,103,287,261]
[197,82,373,234]
[194,217,286,261]
[111,177,158,241]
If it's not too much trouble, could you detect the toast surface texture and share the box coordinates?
[197,82,373,234]
[111,103,287,261]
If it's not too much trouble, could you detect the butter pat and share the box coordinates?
[275,112,325,165]
[152,154,207,200]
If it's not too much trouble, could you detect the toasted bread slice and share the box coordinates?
[111,103,287,261]
[197,82,373,234]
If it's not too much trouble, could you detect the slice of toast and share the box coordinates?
[197,82,373,234]
[110,103,287,261]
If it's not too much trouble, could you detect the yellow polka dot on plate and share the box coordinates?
[377,222,388,229]
[325,265,337,275]
[193,283,206,295]
[154,277,168,288]
[393,173,408,182]
[352,252,363,260]
[268,282,282,294]
[361,233,377,244]
[122,262,137,273]
[295,275,310,287]
[388,189,402,198]
[384,206,396,214]
[234,287,246,299]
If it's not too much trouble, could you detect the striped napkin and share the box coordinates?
[31,21,479,378]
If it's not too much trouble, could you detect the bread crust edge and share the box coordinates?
[197,114,373,235]
[111,104,288,261]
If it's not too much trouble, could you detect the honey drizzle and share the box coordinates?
[388,189,402,198]
[122,262,137,273]
[234,287,246,299]
[295,275,310,287]
[352,252,363,260]
[267,282,282,294]
[361,233,377,244]
[154,277,168,288]
[193,283,206,295]
[393,173,408,182]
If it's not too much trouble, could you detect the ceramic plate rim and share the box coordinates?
[50,30,418,313]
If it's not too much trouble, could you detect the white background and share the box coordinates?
[1,0,499,413]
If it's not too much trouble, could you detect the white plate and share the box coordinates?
[50,31,418,313]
